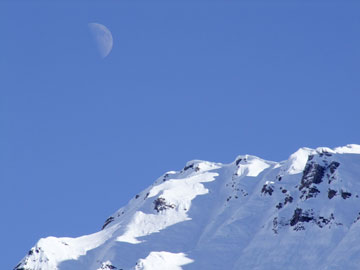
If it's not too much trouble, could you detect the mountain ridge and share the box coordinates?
[15,144,360,270]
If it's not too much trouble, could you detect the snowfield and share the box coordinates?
[15,144,360,270]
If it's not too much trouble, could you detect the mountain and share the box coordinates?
[14,144,360,270]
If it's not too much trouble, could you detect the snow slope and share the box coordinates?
[15,144,360,270]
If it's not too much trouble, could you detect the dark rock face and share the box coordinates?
[316,214,335,228]
[153,197,175,212]
[102,217,115,230]
[183,164,194,171]
[271,153,346,234]
[341,190,352,199]
[300,163,326,190]
[183,163,201,172]
[328,189,337,199]
[99,263,118,270]
[284,208,339,232]
[104,264,117,270]
[354,213,360,223]
[261,183,274,196]
[14,263,25,270]
[299,155,341,201]
[303,186,320,199]
[328,161,340,174]
[284,195,293,204]
[272,217,279,233]
[327,161,340,184]
[319,151,333,157]
[276,194,293,210]
[290,208,314,227]
[235,158,242,166]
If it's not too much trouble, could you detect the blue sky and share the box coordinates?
[1,1,360,268]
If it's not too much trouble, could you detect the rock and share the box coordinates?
[341,190,352,199]
[235,158,242,166]
[261,183,274,196]
[300,163,325,190]
[328,189,337,199]
[102,217,115,230]
[328,161,340,174]
[284,195,293,205]
[290,208,314,227]
[153,197,175,212]
[183,164,194,171]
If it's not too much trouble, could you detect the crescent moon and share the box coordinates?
[88,23,113,59]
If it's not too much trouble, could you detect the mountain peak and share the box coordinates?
[15,145,360,270]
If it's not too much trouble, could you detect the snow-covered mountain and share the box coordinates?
[15,144,360,270]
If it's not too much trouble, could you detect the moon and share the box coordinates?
[88,23,113,59]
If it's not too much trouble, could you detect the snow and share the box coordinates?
[116,171,218,244]
[17,225,119,270]
[283,147,312,175]
[96,261,116,270]
[334,144,360,154]
[235,155,271,177]
[15,144,360,270]
[134,252,193,270]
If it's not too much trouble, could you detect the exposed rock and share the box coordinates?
[354,213,360,223]
[328,161,340,174]
[98,261,117,270]
[235,158,242,166]
[316,214,335,228]
[341,190,352,199]
[261,183,274,196]
[183,164,194,171]
[300,163,325,190]
[285,208,340,231]
[102,217,115,230]
[14,263,24,270]
[328,189,337,199]
[272,217,278,234]
[290,208,314,227]
[298,157,341,201]
[300,185,320,200]
[276,194,293,210]
[284,195,293,205]
[308,186,320,198]
[153,197,175,212]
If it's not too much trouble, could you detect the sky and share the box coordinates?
[1,1,360,269]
